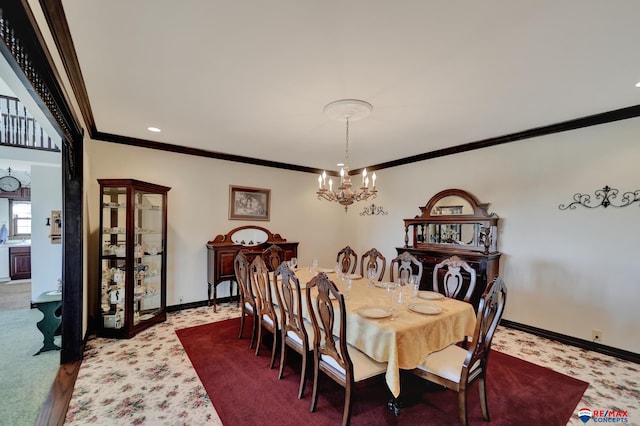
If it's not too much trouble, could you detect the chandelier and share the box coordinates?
[316,99,378,212]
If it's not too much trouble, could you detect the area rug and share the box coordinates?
[176,318,588,425]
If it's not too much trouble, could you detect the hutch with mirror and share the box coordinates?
[398,188,501,309]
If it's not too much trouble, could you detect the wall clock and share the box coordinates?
[0,175,21,192]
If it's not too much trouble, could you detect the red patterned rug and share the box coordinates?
[177,317,588,425]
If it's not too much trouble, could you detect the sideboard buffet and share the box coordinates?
[206,225,298,311]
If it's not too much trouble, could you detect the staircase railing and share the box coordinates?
[0,94,60,151]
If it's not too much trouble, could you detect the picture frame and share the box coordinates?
[229,185,271,221]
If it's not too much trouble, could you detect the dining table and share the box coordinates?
[272,265,477,399]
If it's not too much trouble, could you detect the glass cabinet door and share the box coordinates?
[133,190,163,325]
[100,186,128,329]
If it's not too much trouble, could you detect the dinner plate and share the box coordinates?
[374,281,392,289]
[358,307,391,319]
[409,303,443,315]
[418,291,445,300]
[346,273,362,280]
[317,267,335,273]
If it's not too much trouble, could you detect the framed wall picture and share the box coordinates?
[229,185,271,221]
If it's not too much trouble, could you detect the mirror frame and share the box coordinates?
[403,189,499,253]
[207,225,288,247]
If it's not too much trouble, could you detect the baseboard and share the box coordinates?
[500,319,640,364]
[166,298,224,312]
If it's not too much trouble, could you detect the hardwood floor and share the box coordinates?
[36,361,81,426]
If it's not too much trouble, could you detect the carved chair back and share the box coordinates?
[274,262,310,398]
[250,255,279,366]
[263,244,284,272]
[336,245,358,274]
[359,248,386,281]
[306,272,352,387]
[390,251,423,283]
[234,251,257,345]
[432,255,477,302]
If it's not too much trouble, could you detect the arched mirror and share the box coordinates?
[230,227,269,246]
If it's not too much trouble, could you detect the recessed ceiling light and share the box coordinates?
[337,162,344,167]
[147,127,161,132]
[635,82,640,88]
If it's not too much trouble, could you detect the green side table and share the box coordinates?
[31,291,62,356]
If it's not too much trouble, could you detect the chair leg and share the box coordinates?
[479,376,490,421]
[343,383,353,426]
[457,390,468,426]
[298,348,307,399]
[310,357,319,413]
[255,321,263,356]
[238,310,246,339]
[278,336,287,380]
[269,329,278,369]
[249,314,257,349]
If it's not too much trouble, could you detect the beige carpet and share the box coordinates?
[0,281,31,311]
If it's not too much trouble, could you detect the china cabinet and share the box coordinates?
[97,179,170,338]
[398,188,501,310]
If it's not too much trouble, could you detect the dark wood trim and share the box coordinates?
[501,319,640,364]
[1,0,85,364]
[35,361,81,426]
[364,104,640,173]
[93,131,324,174]
[38,0,96,135]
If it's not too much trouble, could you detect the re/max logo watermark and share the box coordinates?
[579,408,629,423]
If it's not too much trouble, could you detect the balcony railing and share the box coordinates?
[0,94,60,152]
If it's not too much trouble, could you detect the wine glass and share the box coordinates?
[386,281,399,320]
[344,277,353,299]
[409,275,420,300]
[367,267,377,288]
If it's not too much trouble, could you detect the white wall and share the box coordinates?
[87,140,350,306]
[87,115,640,354]
[351,116,640,354]
[31,165,63,295]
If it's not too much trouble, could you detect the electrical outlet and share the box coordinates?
[179,296,184,303]
[592,329,602,342]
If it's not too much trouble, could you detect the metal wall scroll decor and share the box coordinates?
[559,185,640,210]
[360,203,388,216]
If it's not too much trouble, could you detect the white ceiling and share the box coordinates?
[61,0,640,171]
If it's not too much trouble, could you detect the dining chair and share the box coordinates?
[359,248,386,281]
[389,251,423,283]
[432,255,477,303]
[409,276,507,426]
[234,251,258,349]
[273,261,313,399]
[306,272,387,426]
[336,245,358,274]
[263,244,284,272]
[250,255,279,368]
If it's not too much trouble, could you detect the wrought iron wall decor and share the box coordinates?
[559,185,640,210]
[360,203,388,216]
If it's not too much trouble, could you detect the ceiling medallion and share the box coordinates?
[316,99,377,212]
